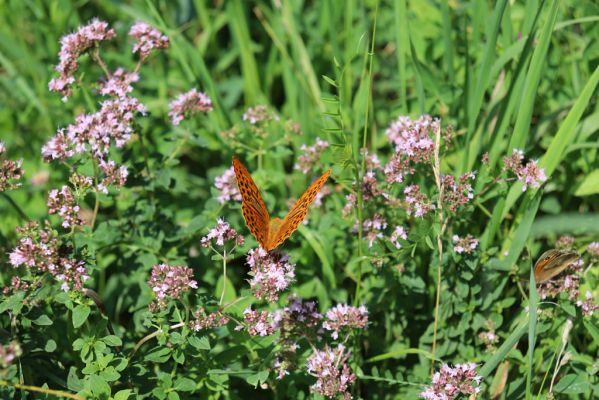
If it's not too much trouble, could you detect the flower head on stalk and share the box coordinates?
[246,248,295,302]
[147,264,198,312]
[129,22,169,61]
[306,344,356,400]
[168,88,213,125]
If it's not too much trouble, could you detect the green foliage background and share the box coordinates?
[0,0,599,399]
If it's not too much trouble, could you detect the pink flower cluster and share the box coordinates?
[386,115,438,163]
[420,363,482,400]
[147,264,198,312]
[200,218,244,249]
[306,344,356,400]
[47,186,82,228]
[556,235,575,250]
[272,295,323,379]
[9,222,89,292]
[2,276,31,296]
[588,242,599,257]
[246,248,295,302]
[189,308,230,331]
[503,149,547,191]
[356,214,387,248]
[98,68,139,98]
[48,19,116,100]
[168,88,213,125]
[404,185,435,217]
[322,304,369,340]
[452,234,479,254]
[442,172,475,212]
[0,142,24,192]
[129,22,169,60]
[576,291,599,316]
[242,307,274,336]
[242,105,277,125]
[295,138,329,174]
[390,226,408,249]
[214,167,242,204]
[0,341,22,369]
[343,171,383,216]
[538,258,583,303]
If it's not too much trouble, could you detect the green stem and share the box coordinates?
[220,250,228,306]
[0,380,84,400]
[1,192,28,221]
[90,161,100,230]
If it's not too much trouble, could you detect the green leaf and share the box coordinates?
[89,374,111,397]
[0,292,25,314]
[145,347,172,363]
[113,389,132,400]
[553,374,590,394]
[188,335,211,351]
[33,314,53,326]
[583,320,599,343]
[102,335,122,347]
[45,339,57,352]
[174,377,196,392]
[575,170,599,196]
[72,304,91,329]
[246,370,269,387]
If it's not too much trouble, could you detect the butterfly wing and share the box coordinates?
[533,249,579,283]
[266,170,331,250]
[232,158,270,249]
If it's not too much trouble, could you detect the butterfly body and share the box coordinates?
[533,249,579,283]
[232,158,330,251]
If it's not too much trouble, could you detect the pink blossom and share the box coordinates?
[97,160,128,193]
[322,304,368,340]
[214,167,242,204]
[355,214,387,248]
[242,307,274,336]
[129,22,169,60]
[386,115,438,163]
[49,19,116,100]
[189,308,230,331]
[295,138,329,174]
[168,88,213,125]
[47,186,82,228]
[404,184,435,217]
[246,248,295,302]
[442,172,475,212]
[200,218,244,249]
[390,226,408,249]
[242,105,277,124]
[576,291,599,316]
[452,234,479,254]
[556,235,575,250]
[0,341,22,369]
[0,156,23,192]
[343,171,383,216]
[503,149,547,191]
[587,242,599,257]
[421,363,482,400]
[147,264,198,311]
[306,344,356,399]
[98,68,139,98]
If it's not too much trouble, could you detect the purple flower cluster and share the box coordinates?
[404,185,435,217]
[588,242,599,257]
[0,341,22,369]
[442,172,475,212]
[168,88,213,125]
[9,222,89,292]
[555,235,575,250]
[295,138,329,174]
[214,167,242,204]
[189,308,230,331]
[420,363,482,400]
[356,214,387,248]
[47,186,83,229]
[129,22,169,60]
[2,276,31,296]
[306,344,356,400]
[538,258,583,303]
[386,115,438,163]
[576,291,599,316]
[322,304,369,340]
[246,248,295,302]
[48,19,116,100]
[390,226,408,249]
[200,218,244,249]
[242,105,278,125]
[98,68,139,98]
[272,295,323,379]
[0,142,24,192]
[147,264,198,312]
[242,307,274,336]
[452,234,479,254]
[503,149,547,191]
[342,171,383,217]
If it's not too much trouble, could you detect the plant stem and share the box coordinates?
[128,322,185,361]
[430,123,446,374]
[90,161,100,229]
[0,380,84,400]
[220,249,228,306]
[1,192,28,220]
[354,0,379,307]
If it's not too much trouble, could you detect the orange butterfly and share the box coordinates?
[533,249,579,283]
[232,157,331,251]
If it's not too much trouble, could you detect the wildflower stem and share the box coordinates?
[430,122,446,374]
[0,380,84,400]
[354,0,378,307]
[128,322,185,361]
[1,192,28,220]
[220,249,227,306]
[90,161,100,229]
